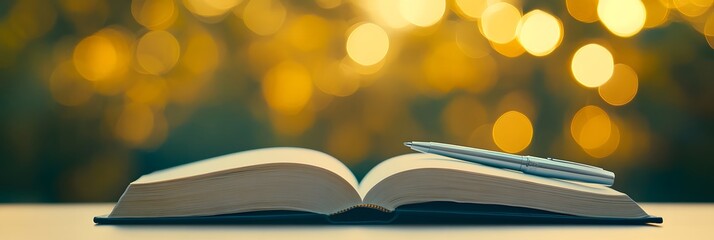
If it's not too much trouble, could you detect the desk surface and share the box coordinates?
[1,203,711,239]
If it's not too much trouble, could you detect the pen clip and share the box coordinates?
[545,157,603,170]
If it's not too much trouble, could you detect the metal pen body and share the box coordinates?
[405,141,615,186]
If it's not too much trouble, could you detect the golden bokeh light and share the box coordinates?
[181,27,220,75]
[313,60,360,97]
[423,41,478,93]
[643,0,670,28]
[597,0,647,37]
[131,0,177,30]
[517,10,563,57]
[50,61,94,106]
[183,0,241,19]
[346,22,389,66]
[326,121,371,165]
[73,35,118,81]
[262,61,313,115]
[571,105,612,150]
[241,0,286,36]
[316,0,342,9]
[452,0,491,20]
[492,111,533,153]
[126,75,168,107]
[399,0,446,27]
[497,91,536,119]
[136,30,180,75]
[73,28,132,82]
[490,38,525,58]
[598,63,639,106]
[7,0,57,41]
[480,2,521,44]
[582,118,620,158]
[673,0,712,17]
[441,96,488,142]
[270,110,315,136]
[283,15,331,52]
[455,21,490,58]
[362,0,409,29]
[566,0,599,23]
[571,43,614,88]
[115,103,155,146]
[705,13,714,36]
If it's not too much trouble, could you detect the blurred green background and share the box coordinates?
[1,0,713,202]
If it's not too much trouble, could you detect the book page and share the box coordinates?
[133,147,359,190]
[358,153,623,198]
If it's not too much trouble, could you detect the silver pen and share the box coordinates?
[404,141,615,186]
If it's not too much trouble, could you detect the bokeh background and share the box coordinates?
[1,0,713,202]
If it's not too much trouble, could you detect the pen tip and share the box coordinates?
[403,141,412,147]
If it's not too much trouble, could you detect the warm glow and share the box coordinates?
[455,21,490,58]
[492,111,533,153]
[566,0,599,23]
[705,12,714,36]
[598,0,647,37]
[643,0,670,28]
[183,0,241,18]
[131,0,177,30]
[242,0,286,36]
[346,23,390,66]
[480,2,521,44]
[73,35,118,81]
[571,105,612,150]
[399,0,446,27]
[284,15,331,52]
[674,0,712,17]
[316,0,342,9]
[442,96,487,141]
[571,44,614,88]
[363,0,409,29]
[453,0,491,20]
[314,60,360,97]
[181,28,220,75]
[599,64,639,106]
[518,10,563,57]
[136,30,180,75]
[262,61,313,115]
[490,38,525,58]
[583,119,620,158]
[50,61,93,106]
[115,103,154,146]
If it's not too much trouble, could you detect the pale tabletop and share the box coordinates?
[1,203,712,239]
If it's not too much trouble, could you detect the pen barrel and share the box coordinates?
[522,156,615,186]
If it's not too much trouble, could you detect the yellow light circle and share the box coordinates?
[492,111,533,153]
[643,0,670,28]
[262,61,313,115]
[597,0,647,37]
[242,0,286,36]
[136,30,180,75]
[566,0,599,23]
[399,0,446,27]
[598,63,639,106]
[480,2,522,44]
[582,120,620,158]
[518,10,563,57]
[73,35,118,81]
[674,0,711,17]
[346,23,390,66]
[570,105,611,150]
[453,0,489,20]
[571,43,614,88]
[131,0,177,30]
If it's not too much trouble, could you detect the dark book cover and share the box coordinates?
[94,202,663,225]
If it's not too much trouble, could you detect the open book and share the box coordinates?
[95,147,662,224]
